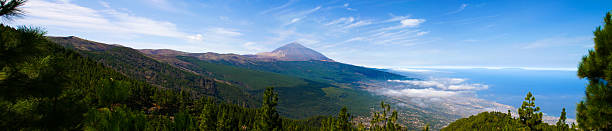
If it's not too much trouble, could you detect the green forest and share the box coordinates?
[1,0,611,130]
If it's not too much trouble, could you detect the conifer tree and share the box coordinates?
[518,92,542,129]
[198,98,216,130]
[576,11,612,130]
[336,106,352,130]
[258,87,281,131]
[556,108,569,130]
[0,0,26,21]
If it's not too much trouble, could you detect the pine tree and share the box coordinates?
[258,87,281,131]
[518,92,542,129]
[336,106,352,130]
[556,108,569,130]
[0,0,26,21]
[576,11,612,130]
[369,101,403,131]
[198,98,216,130]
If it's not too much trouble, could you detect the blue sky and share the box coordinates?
[9,0,612,69]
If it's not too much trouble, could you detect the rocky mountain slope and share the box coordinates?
[249,42,335,62]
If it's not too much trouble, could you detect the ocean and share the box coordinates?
[391,68,587,119]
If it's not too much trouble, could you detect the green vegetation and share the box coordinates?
[576,11,612,130]
[48,36,259,106]
[321,107,353,131]
[0,0,25,20]
[202,58,406,85]
[443,11,612,131]
[443,112,528,130]
[368,101,405,131]
[519,92,543,129]
[5,0,610,130]
[442,92,574,131]
[258,87,283,130]
[177,55,384,118]
[0,18,401,130]
[176,56,312,90]
[556,108,569,130]
[0,20,325,130]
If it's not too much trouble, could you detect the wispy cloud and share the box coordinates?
[144,0,192,14]
[344,20,372,29]
[319,14,429,48]
[324,17,355,26]
[209,28,242,36]
[446,3,468,15]
[383,15,411,23]
[280,6,322,25]
[16,0,196,39]
[343,3,357,11]
[259,0,297,15]
[522,36,592,49]
[99,1,110,8]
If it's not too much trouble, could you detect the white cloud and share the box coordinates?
[446,4,468,15]
[388,78,488,91]
[297,6,322,16]
[188,34,203,41]
[289,17,302,24]
[344,20,372,29]
[17,0,196,40]
[448,83,487,90]
[260,0,297,15]
[416,31,429,36]
[381,88,459,98]
[522,36,592,49]
[279,6,322,26]
[325,17,355,26]
[99,1,110,8]
[373,18,426,32]
[324,17,373,30]
[210,28,242,36]
[383,15,411,23]
[400,19,426,27]
[342,3,356,11]
[243,41,255,46]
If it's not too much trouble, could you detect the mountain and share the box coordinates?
[48,36,387,119]
[47,36,449,129]
[250,42,335,62]
[47,36,257,105]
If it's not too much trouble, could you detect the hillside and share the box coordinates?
[45,36,460,129]
[1,24,335,130]
[139,46,406,86]
[48,36,386,119]
[47,36,256,105]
